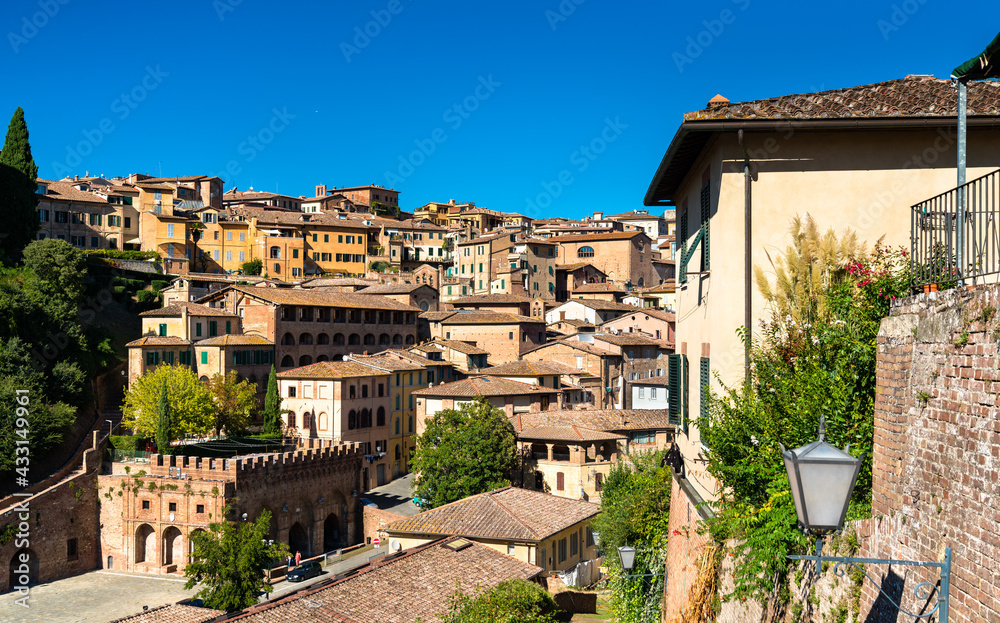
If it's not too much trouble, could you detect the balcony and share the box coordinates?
[911,168,1000,289]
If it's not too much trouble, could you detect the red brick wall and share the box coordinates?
[363,506,408,546]
[861,286,1000,622]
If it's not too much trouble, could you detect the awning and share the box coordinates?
[953,32,1000,79]
[259,229,282,235]
[125,238,141,244]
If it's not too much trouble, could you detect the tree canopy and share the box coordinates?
[184,508,289,612]
[261,365,282,435]
[0,107,40,263]
[208,371,258,436]
[122,365,214,441]
[411,398,518,509]
[440,578,562,623]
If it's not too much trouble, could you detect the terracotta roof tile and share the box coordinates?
[108,603,223,623]
[448,293,534,305]
[277,361,389,379]
[196,334,274,346]
[513,409,675,433]
[126,336,191,347]
[440,310,544,325]
[413,377,558,398]
[349,352,423,372]
[36,179,112,206]
[561,299,639,311]
[548,231,645,243]
[356,283,432,294]
[573,283,627,293]
[475,360,579,377]
[223,538,540,623]
[517,424,625,443]
[411,339,490,356]
[384,487,598,541]
[216,286,421,312]
[686,76,1000,122]
[139,301,238,318]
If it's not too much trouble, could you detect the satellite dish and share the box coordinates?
[389,539,401,552]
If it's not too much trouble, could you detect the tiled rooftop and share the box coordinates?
[221,537,541,623]
[474,360,579,377]
[413,376,558,398]
[512,409,674,433]
[685,76,1000,122]
[126,336,191,347]
[411,339,490,356]
[562,299,640,311]
[277,360,390,379]
[350,352,424,372]
[356,283,432,295]
[439,310,544,325]
[573,283,627,293]
[36,178,113,205]
[219,286,421,312]
[108,603,223,623]
[384,487,598,542]
[196,334,274,346]
[517,424,626,443]
[139,301,237,318]
[448,293,533,305]
[548,231,644,243]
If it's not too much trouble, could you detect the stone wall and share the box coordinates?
[862,285,1000,622]
[362,506,407,546]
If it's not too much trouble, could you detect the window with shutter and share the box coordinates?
[668,354,681,425]
[681,354,689,435]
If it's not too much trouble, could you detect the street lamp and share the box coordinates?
[783,416,951,621]
[617,545,636,572]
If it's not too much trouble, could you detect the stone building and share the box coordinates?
[199,285,420,368]
[97,441,362,575]
[425,310,546,364]
[551,230,657,287]
[413,377,559,433]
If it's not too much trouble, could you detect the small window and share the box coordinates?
[168,502,177,512]
[142,500,150,510]
[67,538,78,561]
[556,472,564,491]
[508,543,516,556]
[196,504,205,514]
[288,386,296,398]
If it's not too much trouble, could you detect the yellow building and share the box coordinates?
[382,487,599,573]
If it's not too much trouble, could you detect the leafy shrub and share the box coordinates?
[85,249,160,261]
[241,259,263,276]
[151,280,169,292]
[442,579,562,623]
[136,290,158,303]
[110,435,139,451]
[113,285,126,295]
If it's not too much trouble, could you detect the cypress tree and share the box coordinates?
[0,107,40,263]
[262,365,281,435]
[156,380,172,455]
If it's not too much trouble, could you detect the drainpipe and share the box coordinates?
[739,130,752,384]
[957,79,967,286]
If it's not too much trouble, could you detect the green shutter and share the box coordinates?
[196,323,202,337]
[225,320,231,334]
[700,357,711,447]
[700,183,711,270]
[681,355,689,435]
[209,321,217,337]
[201,351,208,365]
[678,210,688,283]
[668,354,681,425]
[158,323,167,337]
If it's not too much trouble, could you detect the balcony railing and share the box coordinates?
[911,168,1000,289]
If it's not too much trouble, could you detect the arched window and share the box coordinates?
[419,301,429,311]
[317,333,330,345]
[405,335,415,345]
[377,406,386,427]
[280,355,294,368]
[392,334,403,345]
[348,333,361,345]
[316,355,329,362]
[319,412,328,430]
[364,334,376,345]
[287,412,296,428]
[361,409,371,428]
[333,333,345,345]
[281,333,295,345]
[299,333,313,345]
[298,355,312,366]
[578,246,595,258]
[379,334,390,346]
[637,277,644,287]
[270,246,281,259]
[348,410,357,430]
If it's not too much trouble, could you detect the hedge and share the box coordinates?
[151,280,170,292]
[85,250,160,261]
[110,435,140,451]
[136,290,158,303]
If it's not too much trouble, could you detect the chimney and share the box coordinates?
[707,94,729,108]
[74,175,79,181]
[316,184,327,197]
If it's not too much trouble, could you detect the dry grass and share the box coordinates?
[668,542,722,623]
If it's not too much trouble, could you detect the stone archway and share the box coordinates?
[8,549,38,591]
[162,526,183,566]
[135,523,156,564]
[288,522,310,558]
[323,513,341,552]
[188,528,207,563]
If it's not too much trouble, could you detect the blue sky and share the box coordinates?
[2,0,997,220]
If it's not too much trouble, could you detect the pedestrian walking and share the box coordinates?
[295,550,301,566]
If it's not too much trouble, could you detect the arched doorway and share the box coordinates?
[323,513,341,552]
[188,528,207,563]
[288,522,309,558]
[8,549,38,591]
[135,524,156,564]
[162,526,183,566]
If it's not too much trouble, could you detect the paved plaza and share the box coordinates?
[0,570,197,623]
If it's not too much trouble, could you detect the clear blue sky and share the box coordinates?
[2,0,996,220]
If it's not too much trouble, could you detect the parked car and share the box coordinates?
[286,560,322,582]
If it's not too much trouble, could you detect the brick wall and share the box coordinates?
[861,285,1000,622]
[362,506,407,545]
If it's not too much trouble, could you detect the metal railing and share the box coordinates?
[911,168,1000,289]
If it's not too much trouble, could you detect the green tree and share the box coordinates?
[241,259,263,276]
[122,365,214,440]
[590,452,671,623]
[208,371,258,436]
[22,238,86,300]
[261,365,282,435]
[184,508,289,612]
[155,381,172,455]
[0,107,40,262]
[441,578,562,623]
[411,398,518,509]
